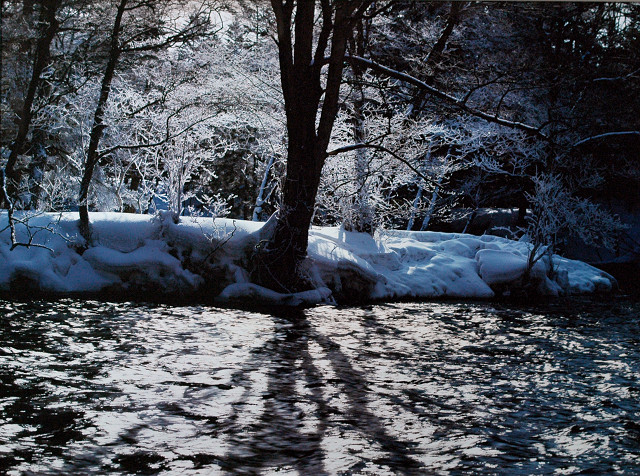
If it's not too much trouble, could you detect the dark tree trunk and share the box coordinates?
[78,0,127,241]
[3,0,60,205]
[254,0,371,291]
[256,137,326,291]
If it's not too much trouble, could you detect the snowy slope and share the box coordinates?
[0,211,616,305]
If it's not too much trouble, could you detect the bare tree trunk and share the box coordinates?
[254,0,370,291]
[78,0,127,241]
[462,208,477,234]
[407,152,431,231]
[253,155,275,221]
[351,104,374,234]
[407,186,423,231]
[3,0,60,205]
[254,99,326,290]
[421,176,442,231]
[345,18,374,234]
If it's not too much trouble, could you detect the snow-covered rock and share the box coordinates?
[476,249,529,285]
[219,283,333,307]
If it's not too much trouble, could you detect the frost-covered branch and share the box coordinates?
[0,172,62,252]
[96,106,222,159]
[523,174,625,273]
[327,142,436,187]
[345,55,548,138]
[592,67,640,83]
[572,131,640,148]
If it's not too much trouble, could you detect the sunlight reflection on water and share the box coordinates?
[1,298,639,474]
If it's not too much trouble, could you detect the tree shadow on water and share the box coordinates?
[219,307,424,475]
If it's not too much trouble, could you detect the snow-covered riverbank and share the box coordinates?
[0,211,615,305]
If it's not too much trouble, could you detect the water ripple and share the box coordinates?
[1,298,639,474]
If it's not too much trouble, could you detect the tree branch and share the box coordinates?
[326,142,436,187]
[345,55,548,139]
[592,67,640,83]
[97,108,220,159]
[572,131,640,148]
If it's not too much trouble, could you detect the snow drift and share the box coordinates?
[0,211,616,305]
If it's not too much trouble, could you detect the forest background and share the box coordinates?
[1,0,639,289]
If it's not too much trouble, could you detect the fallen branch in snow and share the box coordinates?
[204,219,237,261]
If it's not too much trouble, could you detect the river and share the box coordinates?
[1,297,639,474]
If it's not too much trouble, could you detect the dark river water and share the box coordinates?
[1,297,639,475]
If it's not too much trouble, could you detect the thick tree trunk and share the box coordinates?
[255,0,363,291]
[258,167,323,290]
[252,100,325,291]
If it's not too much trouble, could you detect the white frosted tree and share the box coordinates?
[523,174,624,275]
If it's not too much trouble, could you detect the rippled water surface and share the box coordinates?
[1,297,639,475]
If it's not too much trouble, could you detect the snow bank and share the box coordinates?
[306,227,614,299]
[0,211,616,304]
